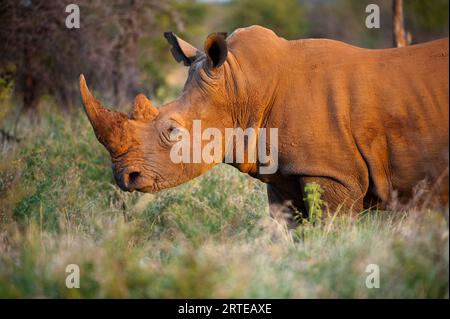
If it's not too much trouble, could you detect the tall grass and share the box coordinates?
[0,105,448,298]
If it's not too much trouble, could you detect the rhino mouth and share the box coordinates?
[135,180,172,194]
[135,185,156,193]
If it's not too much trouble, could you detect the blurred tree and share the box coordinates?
[393,0,411,47]
[403,0,449,45]
[224,0,308,39]
[302,0,448,48]
[0,0,205,112]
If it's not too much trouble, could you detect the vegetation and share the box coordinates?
[0,104,448,298]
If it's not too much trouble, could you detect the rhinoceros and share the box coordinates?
[80,26,449,227]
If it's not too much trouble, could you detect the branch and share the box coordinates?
[393,0,412,47]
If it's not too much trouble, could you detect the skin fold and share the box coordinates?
[80,25,449,228]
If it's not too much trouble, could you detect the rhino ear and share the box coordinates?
[204,32,228,68]
[164,32,199,66]
[132,94,159,121]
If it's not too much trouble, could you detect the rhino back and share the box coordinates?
[350,38,449,204]
[264,37,448,205]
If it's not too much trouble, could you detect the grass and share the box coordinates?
[0,105,448,298]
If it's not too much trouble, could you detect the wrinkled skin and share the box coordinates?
[80,26,449,228]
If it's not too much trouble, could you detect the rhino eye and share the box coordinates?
[167,126,178,136]
[168,126,183,142]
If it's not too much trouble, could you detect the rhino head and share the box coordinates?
[80,30,272,193]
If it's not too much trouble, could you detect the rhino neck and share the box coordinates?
[219,51,283,175]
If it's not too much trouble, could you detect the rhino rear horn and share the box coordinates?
[132,94,159,121]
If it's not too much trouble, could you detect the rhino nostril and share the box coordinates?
[128,171,141,186]
[118,169,142,191]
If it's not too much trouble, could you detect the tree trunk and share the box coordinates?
[393,0,411,47]
[112,0,141,106]
[22,47,38,111]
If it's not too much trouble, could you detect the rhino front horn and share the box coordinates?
[79,74,131,155]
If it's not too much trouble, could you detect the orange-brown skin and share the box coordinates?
[80,26,449,227]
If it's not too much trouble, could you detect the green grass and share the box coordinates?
[0,107,448,298]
